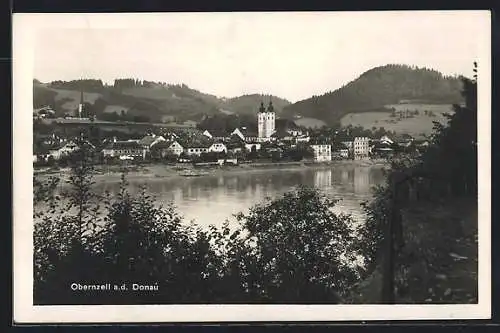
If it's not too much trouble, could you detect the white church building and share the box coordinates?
[257,101,276,142]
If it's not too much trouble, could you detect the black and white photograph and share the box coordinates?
[13,11,491,323]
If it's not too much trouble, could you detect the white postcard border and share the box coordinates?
[12,11,491,323]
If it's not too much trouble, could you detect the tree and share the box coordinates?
[233,186,363,302]
[358,64,478,303]
[34,139,104,304]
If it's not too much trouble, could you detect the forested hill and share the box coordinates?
[281,64,465,125]
[33,78,290,123]
[221,94,291,115]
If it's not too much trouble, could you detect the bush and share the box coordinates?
[233,186,363,302]
[34,150,365,304]
[357,70,478,302]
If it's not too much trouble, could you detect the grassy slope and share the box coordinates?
[340,104,454,137]
[294,117,328,129]
[349,198,477,304]
[282,65,463,126]
[34,83,291,122]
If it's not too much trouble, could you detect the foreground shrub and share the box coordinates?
[34,147,364,304]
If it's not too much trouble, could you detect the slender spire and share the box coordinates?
[259,99,265,113]
[267,99,274,113]
[78,78,84,118]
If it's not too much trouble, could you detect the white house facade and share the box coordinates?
[311,144,332,162]
[208,142,228,154]
[186,146,210,156]
[102,141,147,160]
[245,143,261,152]
[354,137,370,159]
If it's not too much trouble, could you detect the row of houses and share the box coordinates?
[311,135,430,162]
[34,129,431,164]
[201,125,311,145]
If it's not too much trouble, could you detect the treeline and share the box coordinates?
[33,142,366,304]
[98,110,151,123]
[50,79,105,91]
[197,114,258,134]
[359,66,478,301]
[33,85,58,109]
[283,64,464,124]
[222,94,291,115]
[113,79,204,95]
[113,78,171,90]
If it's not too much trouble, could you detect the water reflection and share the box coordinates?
[354,167,370,194]
[314,169,332,189]
[71,166,386,230]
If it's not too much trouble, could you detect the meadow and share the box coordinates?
[122,86,174,100]
[103,105,130,114]
[340,104,454,138]
[51,88,103,112]
[294,117,328,129]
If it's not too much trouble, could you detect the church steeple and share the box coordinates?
[267,100,274,113]
[78,79,84,118]
[258,100,266,113]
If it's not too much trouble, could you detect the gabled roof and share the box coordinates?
[103,141,144,150]
[179,136,213,149]
[185,142,212,149]
[151,140,183,149]
[236,126,258,137]
[61,139,95,149]
[373,141,393,149]
[204,129,229,138]
[139,135,164,146]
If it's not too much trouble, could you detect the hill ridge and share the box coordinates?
[282,64,464,125]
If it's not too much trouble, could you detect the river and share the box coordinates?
[81,165,387,230]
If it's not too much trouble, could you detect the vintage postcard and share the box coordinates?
[13,11,491,323]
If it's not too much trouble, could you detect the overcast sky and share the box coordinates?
[31,11,489,102]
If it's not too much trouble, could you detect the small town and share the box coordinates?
[33,98,430,171]
[24,11,482,314]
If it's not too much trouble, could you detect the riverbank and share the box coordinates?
[34,159,389,183]
[348,197,478,304]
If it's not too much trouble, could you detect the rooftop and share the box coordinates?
[104,141,144,150]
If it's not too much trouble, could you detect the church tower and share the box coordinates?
[266,100,276,137]
[77,80,84,118]
[257,98,275,141]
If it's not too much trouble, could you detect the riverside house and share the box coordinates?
[353,137,370,160]
[150,140,184,158]
[47,140,95,160]
[101,141,147,160]
[311,144,332,162]
[208,141,228,154]
[138,134,166,151]
[184,142,211,156]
